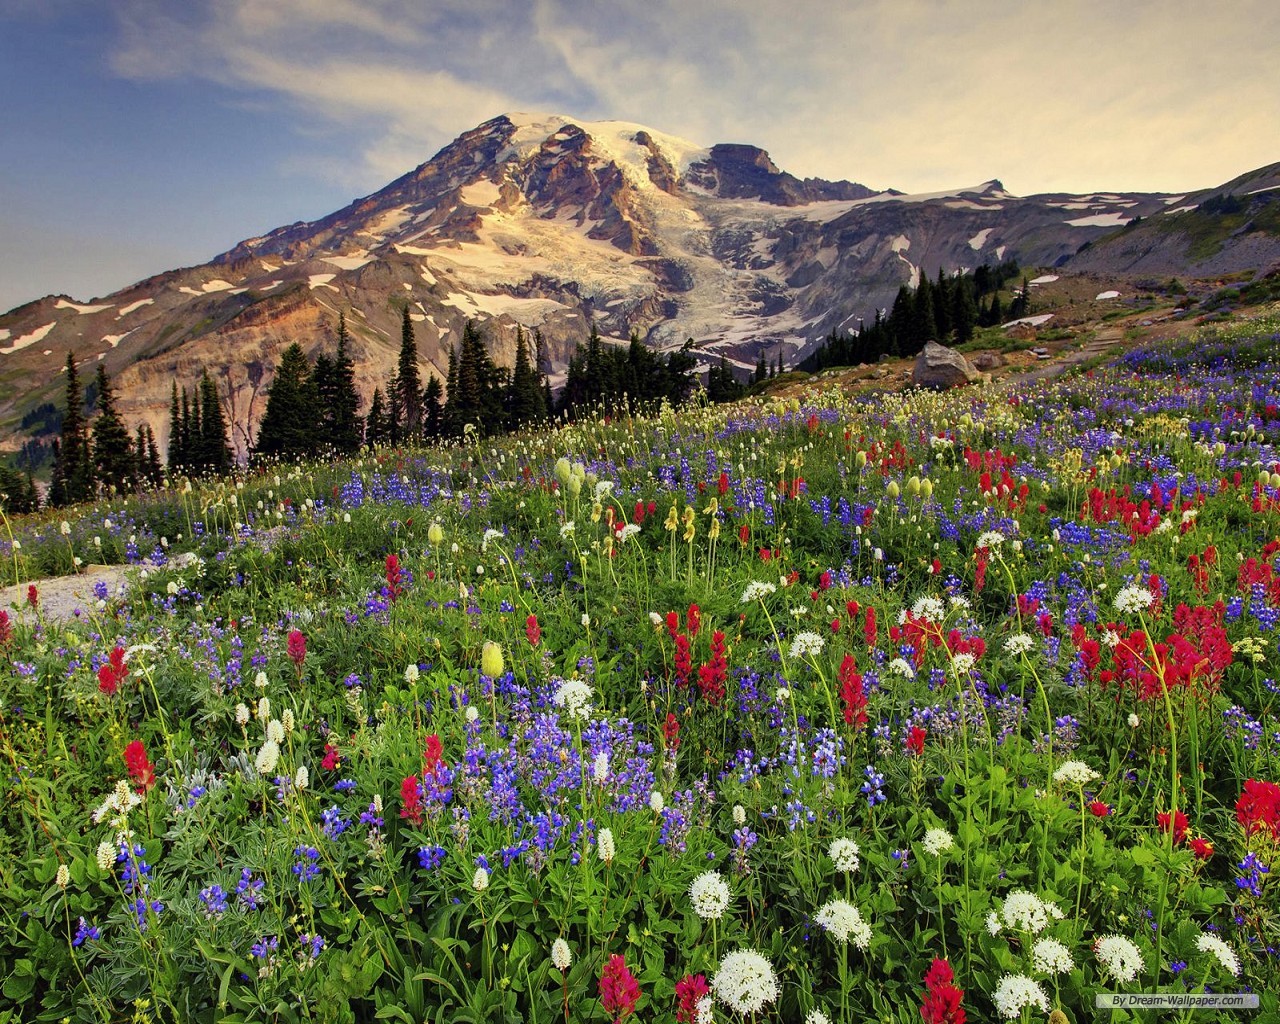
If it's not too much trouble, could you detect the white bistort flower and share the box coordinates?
[551,937,572,971]
[472,867,489,892]
[597,828,616,864]
[1195,933,1240,976]
[910,595,947,622]
[649,791,665,813]
[689,871,732,921]
[1031,937,1074,975]
[553,678,594,720]
[1114,585,1155,614]
[789,632,826,659]
[741,581,778,603]
[1053,760,1101,787]
[991,974,1049,1019]
[888,657,916,679]
[1094,934,1145,982]
[923,828,954,855]
[828,838,860,873]
[96,841,116,872]
[976,531,1006,549]
[806,1011,833,1024]
[712,949,779,1015]
[592,751,610,782]
[814,899,872,949]
[255,740,280,776]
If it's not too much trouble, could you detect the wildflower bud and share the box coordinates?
[281,709,295,734]
[551,937,572,971]
[920,478,933,500]
[56,864,70,889]
[472,867,490,892]
[886,481,900,499]
[733,804,746,825]
[96,841,115,872]
[905,476,920,497]
[257,696,270,719]
[404,664,420,684]
[1272,472,1280,489]
[428,522,444,546]
[649,791,664,813]
[480,641,504,678]
[855,451,867,469]
[554,458,572,486]
[235,703,250,726]
[567,475,582,497]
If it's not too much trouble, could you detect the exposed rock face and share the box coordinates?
[912,341,980,389]
[3,109,1262,458]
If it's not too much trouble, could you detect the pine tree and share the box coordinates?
[365,388,387,447]
[92,363,135,493]
[951,275,978,343]
[754,349,768,384]
[254,344,315,462]
[178,388,194,473]
[508,327,545,430]
[423,377,443,439]
[167,382,183,474]
[332,313,361,454]
[396,307,423,438]
[52,352,93,505]
[198,371,233,476]
[310,352,337,449]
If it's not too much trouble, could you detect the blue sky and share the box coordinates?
[2,0,1277,313]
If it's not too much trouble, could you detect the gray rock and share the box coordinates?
[912,341,980,389]
[970,350,1005,370]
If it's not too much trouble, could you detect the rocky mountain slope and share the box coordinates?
[0,111,1272,460]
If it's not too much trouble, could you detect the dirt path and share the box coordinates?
[1000,327,1127,386]
[0,563,139,625]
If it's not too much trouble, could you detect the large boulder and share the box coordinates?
[970,350,1005,371]
[912,341,981,389]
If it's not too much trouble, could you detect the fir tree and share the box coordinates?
[51,352,93,505]
[508,327,546,430]
[92,364,135,493]
[396,307,423,438]
[167,382,183,474]
[365,387,387,447]
[754,349,768,384]
[423,376,443,439]
[331,313,362,454]
[253,344,315,462]
[197,371,233,475]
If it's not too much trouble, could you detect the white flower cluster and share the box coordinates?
[910,595,947,622]
[789,632,826,659]
[976,530,1006,549]
[922,828,954,855]
[1052,760,1101,787]
[90,779,141,828]
[1094,934,1145,982]
[597,828,616,864]
[552,678,594,720]
[689,871,732,921]
[1004,633,1036,656]
[617,523,641,543]
[551,937,572,971]
[1113,584,1155,614]
[741,581,778,603]
[828,838,860,873]
[997,890,1064,934]
[887,658,916,680]
[1196,933,1240,976]
[991,974,1049,1019]
[814,899,872,949]
[1031,937,1074,975]
[713,949,779,1015]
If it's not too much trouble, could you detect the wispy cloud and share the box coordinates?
[103,0,1280,194]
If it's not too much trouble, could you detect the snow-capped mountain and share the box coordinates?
[1,111,1272,458]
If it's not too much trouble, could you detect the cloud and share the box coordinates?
[101,0,1280,195]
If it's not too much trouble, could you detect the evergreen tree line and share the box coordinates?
[44,354,165,509]
[556,327,698,419]
[167,372,234,478]
[800,259,1028,372]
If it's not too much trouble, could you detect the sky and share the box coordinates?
[2,0,1278,314]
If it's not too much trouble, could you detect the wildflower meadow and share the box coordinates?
[3,321,1280,1023]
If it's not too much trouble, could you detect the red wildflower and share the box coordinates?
[675,973,710,1023]
[663,712,681,751]
[1089,801,1111,818]
[1190,837,1215,860]
[920,957,965,1024]
[0,610,11,649]
[385,554,404,601]
[665,611,680,640]
[738,523,750,545]
[123,739,156,793]
[399,774,424,825]
[906,726,927,756]
[1235,779,1280,840]
[26,584,38,610]
[717,470,730,496]
[287,629,307,670]
[97,646,128,696]
[696,630,727,705]
[1157,809,1190,845]
[839,654,868,730]
[673,633,693,688]
[974,546,989,593]
[599,955,641,1023]
[864,606,877,649]
[321,744,341,771]
[686,603,701,638]
[526,614,541,647]
[423,734,445,778]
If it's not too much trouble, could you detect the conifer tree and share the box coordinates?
[92,363,135,493]
[423,377,443,439]
[396,307,423,438]
[365,388,387,447]
[253,343,315,462]
[198,370,233,475]
[51,352,93,505]
[167,382,183,474]
[754,349,768,384]
[508,327,546,429]
[332,313,361,454]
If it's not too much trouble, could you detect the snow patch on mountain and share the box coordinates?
[1064,212,1131,228]
[323,253,374,270]
[459,181,502,207]
[1095,290,1120,300]
[3,322,55,354]
[55,299,113,314]
[890,235,911,253]
[968,228,993,250]
[308,274,338,291]
[117,298,154,317]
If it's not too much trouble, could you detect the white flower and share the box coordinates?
[828,838,861,873]
[594,481,614,499]
[266,719,285,744]
[255,740,280,775]
[257,696,270,719]
[551,937,572,971]
[733,804,747,826]
[592,751,610,783]
[986,911,1001,936]
[96,841,115,872]
[618,523,641,543]
[689,871,732,920]
[923,828,954,855]
[1101,629,1123,648]
[775,687,790,702]
[597,828,616,864]
[1053,760,1101,787]
[234,703,250,726]
[910,595,947,622]
[713,949,779,1015]
[294,765,309,790]
[1094,934,1145,982]
[741,581,777,603]
[553,678,594,720]
[472,867,489,892]
[806,1012,833,1024]
[465,706,479,723]
[1196,933,1240,976]
[976,531,1005,549]
[404,664,420,684]
[1000,890,1054,934]
[1031,937,1074,975]
[581,613,590,627]
[815,899,871,948]
[1114,585,1155,614]
[649,791,665,813]
[991,974,1049,1019]
[694,997,713,1024]
[482,528,504,551]
[789,631,826,659]
[1128,712,1141,728]
[60,521,71,536]
[281,709,295,734]
[1004,633,1035,656]
[888,657,915,679]
[559,521,576,539]
[951,652,976,674]
[55,864,70,889]
[255,673,269,691]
